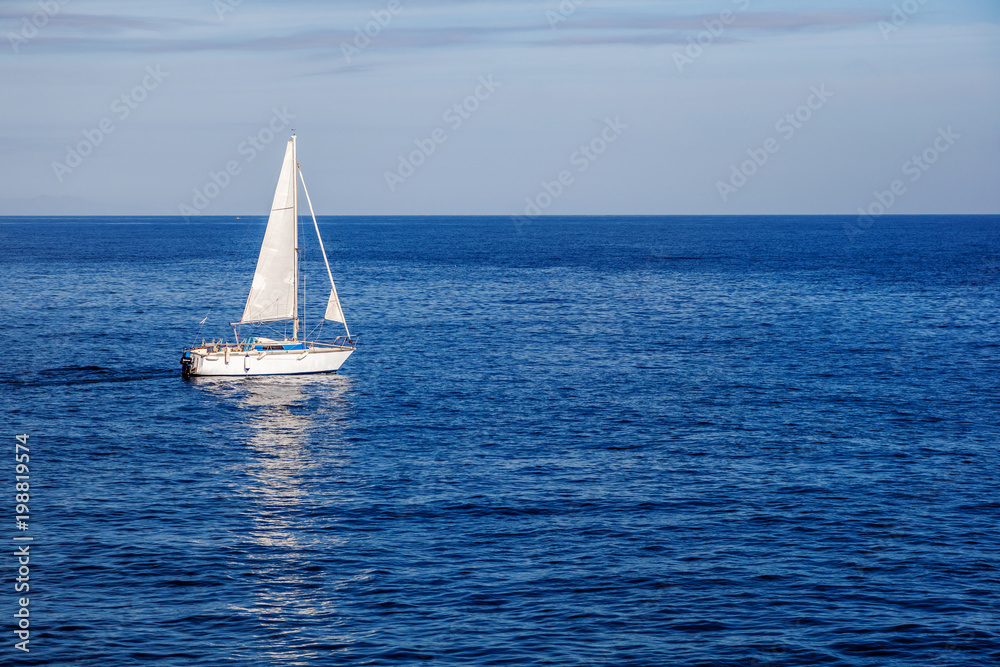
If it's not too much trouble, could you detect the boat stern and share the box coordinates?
[180,348,201,378]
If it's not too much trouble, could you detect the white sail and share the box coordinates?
[241,138,297,323]
[324,288,345,324]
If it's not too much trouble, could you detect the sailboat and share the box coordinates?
[181,134,355,377]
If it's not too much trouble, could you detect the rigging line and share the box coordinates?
[297,163,351,338]
[298,162,310,340]
[306,319,325,340]
[301,241,306,339]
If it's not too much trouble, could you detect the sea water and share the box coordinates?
[1,215,998,665]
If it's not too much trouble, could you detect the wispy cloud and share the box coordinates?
[0,11,197,31]
[3,8,889,55]
[565,11,880,33]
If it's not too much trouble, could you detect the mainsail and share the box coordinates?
[241,138,297,323]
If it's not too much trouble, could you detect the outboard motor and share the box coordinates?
[180,351,193,378]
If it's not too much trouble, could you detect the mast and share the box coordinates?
[292,134,299,341]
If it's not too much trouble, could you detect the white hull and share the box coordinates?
[183,345,353,377]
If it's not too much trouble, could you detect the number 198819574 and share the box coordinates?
[16,434,29,527]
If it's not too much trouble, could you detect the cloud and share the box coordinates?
[0,10,201,35]
[566,11,881,33]
[2,8,891,56]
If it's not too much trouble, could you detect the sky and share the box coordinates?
[1,0,998,216]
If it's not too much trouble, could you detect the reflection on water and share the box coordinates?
[192,374,357,662]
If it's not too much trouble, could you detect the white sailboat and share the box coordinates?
[181,134,355,377]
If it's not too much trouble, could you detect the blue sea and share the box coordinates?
[2,215,998,666]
